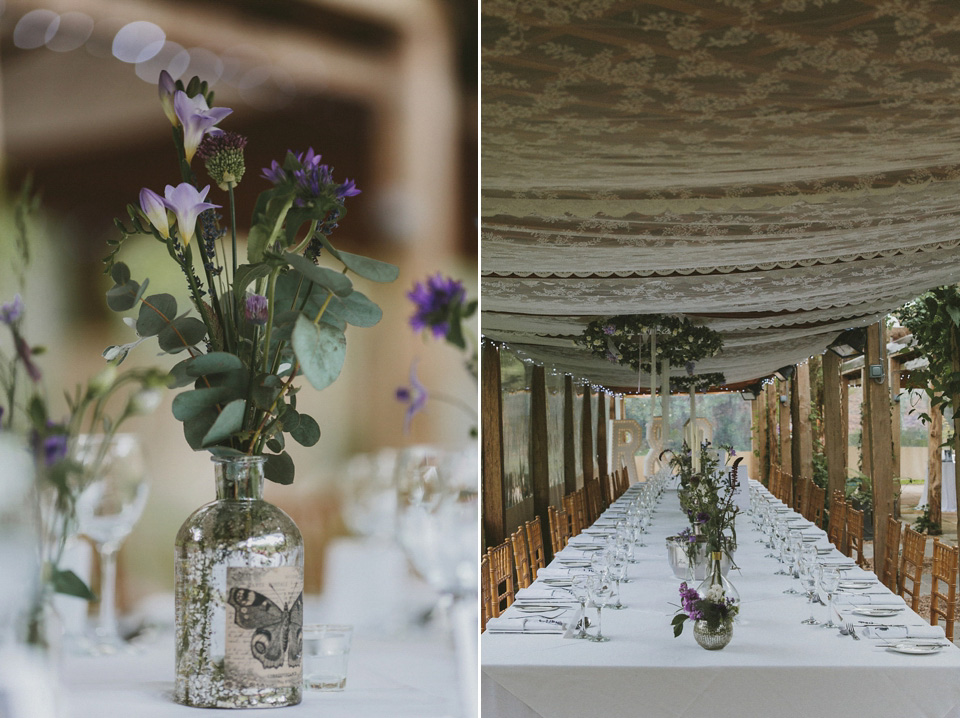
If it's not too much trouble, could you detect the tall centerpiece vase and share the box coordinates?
[174,456,304,709]
[696,551,740,606]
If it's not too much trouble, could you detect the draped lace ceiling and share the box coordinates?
[480,0,960,390]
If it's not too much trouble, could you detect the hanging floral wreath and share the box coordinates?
[671,373,726,392]
[576,314,723,372]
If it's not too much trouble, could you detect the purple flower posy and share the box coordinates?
[244,294,269,326]
[408,274,466,339]
[396,359,428,433]
[1,294,24,326]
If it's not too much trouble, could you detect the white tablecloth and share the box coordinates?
[55,631,460,718]
[919,461,958,512]
[482,481,960,718]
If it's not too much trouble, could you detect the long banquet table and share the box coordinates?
[482,478,960,718]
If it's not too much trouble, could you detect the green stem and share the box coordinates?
[289,220,318,255]
[228,183,238,277]
[262,270,279,374]
[426,390,476,419]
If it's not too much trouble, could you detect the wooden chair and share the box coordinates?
[831,489,845,510]
[898,526,928,612]
[599,473,614,507]
[481,554,492,632]
[585,479,603,524]
[827,500,846,550]
[930,539,959,641]
[795,478,807,516]
[808,485,825,529]
[843,507,867,568]
[880,516,902,592]
[525,516,546,579]
[547,505,570,554]
[511,528,533,589]
[486,541,515,618]
[563,490,586,536]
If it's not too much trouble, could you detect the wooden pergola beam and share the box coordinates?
[597,392,608,480]
[582,385,594,483]
[865,321,895,566]
[481,341,506,548]
[823,351,846,505]
[530,366,552,561]
[563,375,577,495]
[791,363,813,489]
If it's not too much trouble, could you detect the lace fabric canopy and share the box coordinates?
[480,0,960,389]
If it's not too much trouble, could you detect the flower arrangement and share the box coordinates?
[576,314,723,372]
[673,441,739,559]
[103,72,396,484]
[0,188,166,620]
[396,273,477,435]
[670,372,726,392]
[672,581,738,637]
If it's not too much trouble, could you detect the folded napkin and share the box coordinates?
[567,534,604,545]
[485,616,568,634]
[515,587,577,602]
[536,567,592,579]
[834,593,906,607]
[860,625,945,640]
[819,557,856,565]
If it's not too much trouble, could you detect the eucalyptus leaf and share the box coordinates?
[172,386,234,421]
[168,358,196,388]
[324,290,382,328]
[264,451,295,485]
[111,262,131,285]
[183,408,219,450]
[187,352,244,376]
[207,446,249,459]
[279,405,301,432]
[158,317,207,353]
[333,249,399,283]
[252,373,282,410]
[290,413,320,447]
[292,316,346,391]
[136,294,178,337]
[266,436,284,453]
[234,263,272,294]
[51,568,96,601]
[246,224,272,264]
[284,253,353,297]
[202,399,247,447]
[106,280,141,312]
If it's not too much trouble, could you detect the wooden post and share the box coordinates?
[865,321,895,568]
[563,375,577,495]
[754,395,767,483]
[841,377,850,477]
[766,383,778,485]
[582,385,594,483]
[928,395,943,528]
[890,358,902,479]
[481,341,506,548]
[791,363,813,499]
[530,366,552,562]
[861,367,873,479]
[823,351,846,506]
[597,392,608,480]
[779,379,792,479]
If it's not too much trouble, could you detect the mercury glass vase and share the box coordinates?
[174,456,304,709]
[693,619,733,650]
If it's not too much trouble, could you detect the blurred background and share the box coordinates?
[0,0,477,614]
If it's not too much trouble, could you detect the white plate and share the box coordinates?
[851,607,902,617]
[577,545,604,551]
[886,642,944,655]
[558,560,591,567]
[839,580,876,590]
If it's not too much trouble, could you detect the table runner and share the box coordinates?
[482,479,960,718]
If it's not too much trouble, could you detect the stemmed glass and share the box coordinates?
[799,559,820,625]
[819,567,841,629]
[73,434,149,654]
[570,575,591,639]
[587,576,613,642]
[608,552,627,609]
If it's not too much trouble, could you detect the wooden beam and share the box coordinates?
[481,341,506,548]
[823,351,846,506]
[597,392,608,480]
[766,383,778,486]
[928,394,943,528]
[861,365,873,478]
[563,375,577,495]
[778,379,792,482]
[865,321,895,567]
[581,385,594,483]
[841,377,850,477]
[890,358,902,479]
[753,395,767,483]
[530,366,552,562]
[791,363,813,492]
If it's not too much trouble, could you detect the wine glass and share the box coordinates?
[799,559,820,625]
[570,575,591,640]
[608,552,627,609]
[819,567,841,629]
[73,434,149,654]
[587,577,613,642]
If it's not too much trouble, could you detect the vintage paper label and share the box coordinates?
[225,566,303,688]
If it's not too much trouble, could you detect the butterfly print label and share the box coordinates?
[225,566,303,688]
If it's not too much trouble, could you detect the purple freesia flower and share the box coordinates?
[163,183,220,247]
[158,70,178,126]
[139,188,170,238]
[408,274,466,339]
[396,360,428,433]
[1,294,24,325]
[336,178,361,198]
[244,294,269,326]
[174,91,232,163]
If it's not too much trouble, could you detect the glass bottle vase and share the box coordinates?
[696,551,740,606]
[174,456,304,709]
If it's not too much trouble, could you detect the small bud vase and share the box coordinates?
[696,552,740,606]
[693,619,733,650]
[174,456,304,708]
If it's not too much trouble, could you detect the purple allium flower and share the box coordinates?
[685,361,696,376]
[1,294,24,326]
[603,324,615,335]
[174,91,232,163]
[396,360,428,433]
[158,70,178,126]
[197,131,248,190]
[244,294,269,326]
[407,274,466,339]
[163,183,220,247]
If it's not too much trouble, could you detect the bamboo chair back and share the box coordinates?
[511,528,533,589]
[487,541,515,617]
[931,539,958,641]
[843,507,867,568]
[881,517,902,592]
[481,554,492,631]
[525,516,546,579]
[548,505,570,554]
[827,500,846,549]
[600,473,614,507]
[795,478,807,516]
[585,479,603,524]
[809,485,825,528]
[898,526,928,612]
[562,491,584,536]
